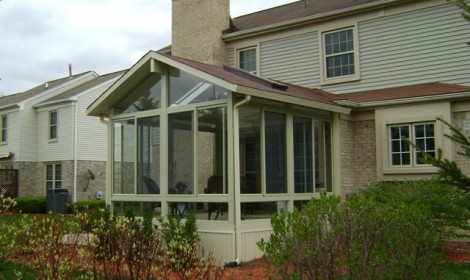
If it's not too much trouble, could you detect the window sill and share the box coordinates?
[320,75,360,86]
[382,166,438,175]
[48,139,58,143]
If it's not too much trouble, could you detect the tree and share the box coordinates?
[449,0,470,21]
[414,118,470,192]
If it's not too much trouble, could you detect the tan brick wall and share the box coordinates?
[172,0,230,66]
[452,111,470,177]
[339,117,376,199]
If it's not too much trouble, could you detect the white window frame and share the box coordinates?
[319,25,360,85]
[1,115,7,144]
[237,46,258,75]
[388,122,436,168]
[49,110,58,141]
[45,162,62,190]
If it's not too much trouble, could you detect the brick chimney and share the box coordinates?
[172,0,230,66]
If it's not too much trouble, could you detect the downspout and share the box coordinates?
[233,95,251,263]
[72,101,78,202]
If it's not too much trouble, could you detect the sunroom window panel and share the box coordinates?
[113,119,135,194]
[198,107,227,195]
[314,120,332,192]
[168,112,194,195]
[137,116,160,195]
[265,112,287,194]
[115,74,162,115]
[293,117,313,193]
[239,107,262,194]
[169,69,228,107]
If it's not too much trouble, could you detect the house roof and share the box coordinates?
[166,54,344,106]
[37,70,126,106]
[0,71,94,110]
[87,51,350,116]
[338,82,470,107]
[229,0,382,33]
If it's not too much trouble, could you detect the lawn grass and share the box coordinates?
[0,261,35,280]
[440,263,470,279]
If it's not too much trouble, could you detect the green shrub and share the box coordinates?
[70,200,107,231]
[258,180,469,280]
[13,196,46,214]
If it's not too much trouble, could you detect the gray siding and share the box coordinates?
[76,82,111,161]
[37,105,74,161]
[226,47,235,67]
[260,31,319,86]
[324,3,470,93]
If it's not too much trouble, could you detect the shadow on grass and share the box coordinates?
[440,263,470,279]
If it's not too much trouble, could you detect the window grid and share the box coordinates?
[389,123,435,167]
[46,163,62,189]
[324,28,355,78]
[49,111,58,140]
[1,115,7,143]
[239,48,257,74]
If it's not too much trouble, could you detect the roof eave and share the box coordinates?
[335,91,470,109]
[223,0,408,41]
[238,86,351,114]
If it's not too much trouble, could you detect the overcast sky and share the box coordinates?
[0,0,298,95]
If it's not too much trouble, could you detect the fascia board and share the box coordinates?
[223,0,407,42]
[335,92,470,109]
[0,104,20,111]
[22,71,99,107]
[34,98,77,109]
[87,52,240,116]
[87,51,155,116]
[237,85,351,114]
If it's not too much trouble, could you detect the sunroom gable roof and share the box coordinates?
[87,51,349,117]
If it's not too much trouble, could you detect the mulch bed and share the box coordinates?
[222,241,470,279]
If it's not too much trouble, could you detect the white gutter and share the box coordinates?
[223,0,408,41]
[233,95,251,263]
[72,101,78,202]
[335,91,470,109]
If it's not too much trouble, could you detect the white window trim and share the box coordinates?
[49,110,58,141]
[1,114,7,144]
[45,162,62,190]
[388,122,436,168]
[236,45,259,75]
[319,25,360,85]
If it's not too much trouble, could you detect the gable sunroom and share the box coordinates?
[87,51,349,262]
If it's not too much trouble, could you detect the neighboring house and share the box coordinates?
[0,70,124,202]
[87,0,470,262]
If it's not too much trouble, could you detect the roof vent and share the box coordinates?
[304,0,310,8]
[45,82,49,89]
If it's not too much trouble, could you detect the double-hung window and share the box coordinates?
[46,163,62,189]
[321,26,359,83]
[238,47,257,74]
[49,111,58,140]
[1,115,7,144]
[389,123,436,167]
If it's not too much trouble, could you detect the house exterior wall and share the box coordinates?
[226,0,470,93]
[37,105,74,161]
[0,109,21,159]
[76,82,110,162]
[451,101,470,178]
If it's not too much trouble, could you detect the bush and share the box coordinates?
[258,180,470,280]
[13,196,46,214]
[70,200,106,231]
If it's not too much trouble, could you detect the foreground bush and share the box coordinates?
[258,180,470,280]
[13,196,46,214]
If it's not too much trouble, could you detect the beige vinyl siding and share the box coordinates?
[324,3,470,93]
[0,110,20,157]
[76,82,112,161]
[18,107,38,161]
[226,47,235,67]
[260,31,319,87]
[37,105,74,161]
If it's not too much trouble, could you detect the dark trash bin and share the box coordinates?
[46,188,69,214]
